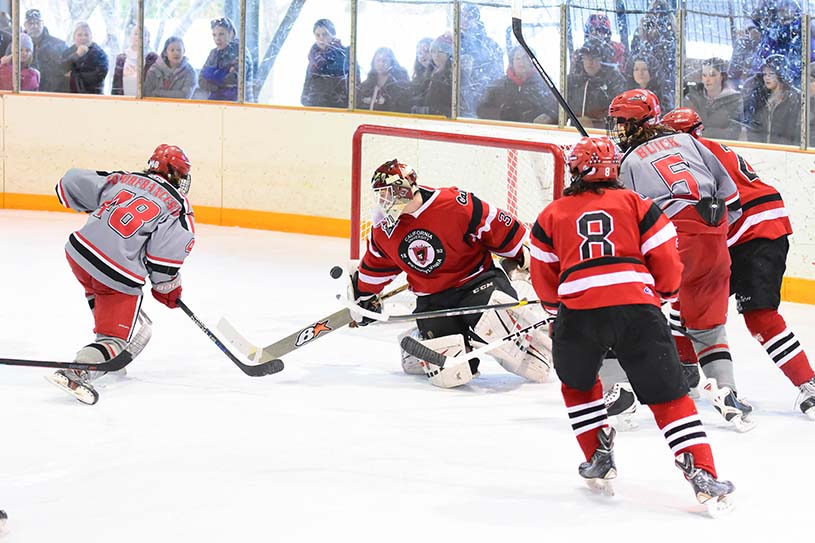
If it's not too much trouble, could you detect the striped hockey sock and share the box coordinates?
[744,309,814,386]
[562,380,609,462]
[650,396,717,478]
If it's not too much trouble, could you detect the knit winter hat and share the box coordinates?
[431,34,453,57]
[19,33,33,50]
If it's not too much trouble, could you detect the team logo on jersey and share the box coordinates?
[294,320,333,347]
[398,229,445,274]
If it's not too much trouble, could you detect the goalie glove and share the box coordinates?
[348,271,382,326]
[500,244,531,282]
[151,274,182,309]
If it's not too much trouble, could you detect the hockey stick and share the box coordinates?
[400,316,551,369]
[511,0,588,137]
[342,296,542,324]
[217,283,410,365]
[177,299,284,377]
[0,310,153,372]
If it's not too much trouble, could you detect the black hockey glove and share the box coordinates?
[348,271,382,326]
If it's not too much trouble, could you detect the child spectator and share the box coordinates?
[683,58,743,140]
[0,32,40,91]
[301,18,351,108]
[144,37,196,99]
[356,47,409,112]
[199,17,254,102]
[112,25,158,96]
[60,21,108,94]
[477,46,557,124]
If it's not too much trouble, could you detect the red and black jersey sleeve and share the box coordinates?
[637,199,682,301]
[466,194,528,260]
[357,233,402,295]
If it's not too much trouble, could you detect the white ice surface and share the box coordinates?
[1,209,814,542]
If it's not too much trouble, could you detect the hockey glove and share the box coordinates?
[348,271,382,326]
[500,244,531,282]
[151,275,182,309]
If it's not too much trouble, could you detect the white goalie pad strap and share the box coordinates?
[474,291,552,383]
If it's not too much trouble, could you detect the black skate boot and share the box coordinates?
[796,378,815,419]
[604,383,639,431]
[578,427,616,495]
[703,379,755,432]
[675,452,735,517]
[45,369,99,405]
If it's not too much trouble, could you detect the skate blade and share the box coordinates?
[612,414,639,432]
[584,469,616,496]
[731,416,757,433]
[702,493,735,518]
[44,374,99,405]
[803,407,815,421]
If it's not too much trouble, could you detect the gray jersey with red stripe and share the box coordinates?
[618,132,742,222]
[57,168,195,295]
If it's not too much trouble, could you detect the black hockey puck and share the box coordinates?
[330,266,343,279]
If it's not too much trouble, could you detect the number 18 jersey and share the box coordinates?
[57,169,195,295]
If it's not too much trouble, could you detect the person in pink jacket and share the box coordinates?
[0,32,41,91]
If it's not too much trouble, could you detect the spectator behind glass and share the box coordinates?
[566,37,625,129]
[626,53,673,111]
[412,37,434,84]
[61,22,108,94]
[0,12,10,57]
[628,9,675,104]
[750,0,803,84]
[583,13,626,72]
[199,17,254,102]
[477,46,557,124]
[410,33,455,117]
[0,32,40,91]
[301,18,351,108]
[144,37,196,99]
[356,47,409,112]
[683,58,743,141]
[112,26,158,96]
[3,9,67,92]
[729,21,761,89]
[459,4,504,117]
[745,54,801,146]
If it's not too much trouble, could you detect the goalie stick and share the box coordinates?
[400,317,551,369]
[511,0,588,137]
[0,311,152,372]
[343,296,543,324]
[217,283,411,366]
[177,300,283,377]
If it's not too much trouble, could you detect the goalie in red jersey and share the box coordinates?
[529,136,734,515]
[349,159,552,388]
[662,107,815,419]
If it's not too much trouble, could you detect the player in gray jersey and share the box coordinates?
[47,144,195,405]
[606,89,753,431]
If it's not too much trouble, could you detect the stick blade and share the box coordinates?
[400,336,447,368]
[217,317,258,358]
[242,358,285,377]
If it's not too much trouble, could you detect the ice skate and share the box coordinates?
[795,378,815,420]
[702,379,756,432]
[604,382,639,431]
[675,452,735,517]
[45,369,99,405]
[578,427,616,496]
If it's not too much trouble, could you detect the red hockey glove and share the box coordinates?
[152,275,182,309]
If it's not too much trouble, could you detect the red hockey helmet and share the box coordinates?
[608,88,661,124]
[567,136,620,182]
[661,107,704,138]
[148,144,192,194]
[371,159,419,226]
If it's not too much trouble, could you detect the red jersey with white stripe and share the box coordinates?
[56,169,195,295]
[357,187,527,296]
[695,138,793,247]
[530,187,681,313]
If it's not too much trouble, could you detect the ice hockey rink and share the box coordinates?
[1,208,813,542]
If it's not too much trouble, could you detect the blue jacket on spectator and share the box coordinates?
[199,39,254,102]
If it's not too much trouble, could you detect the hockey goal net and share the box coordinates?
[350,124,566,260]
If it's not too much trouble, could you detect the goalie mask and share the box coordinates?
[567,136,620,182]
[148,144,192,194]
[371,159,419,228]
[661,107,704,139]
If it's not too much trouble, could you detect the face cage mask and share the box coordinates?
[373,184,413,228]
[178,174,192,195]
[606,117,635,151]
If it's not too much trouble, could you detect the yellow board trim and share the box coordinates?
[5,192,815,304]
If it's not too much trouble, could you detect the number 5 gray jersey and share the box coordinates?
[56,168,195,295]
[618,132,742,222]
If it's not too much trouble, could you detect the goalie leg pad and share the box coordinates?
[473,291,552,383]
[398,331,475,387]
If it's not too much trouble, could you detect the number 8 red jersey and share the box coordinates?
[530,188,681,313]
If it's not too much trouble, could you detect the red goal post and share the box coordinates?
[351,124,566,260]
